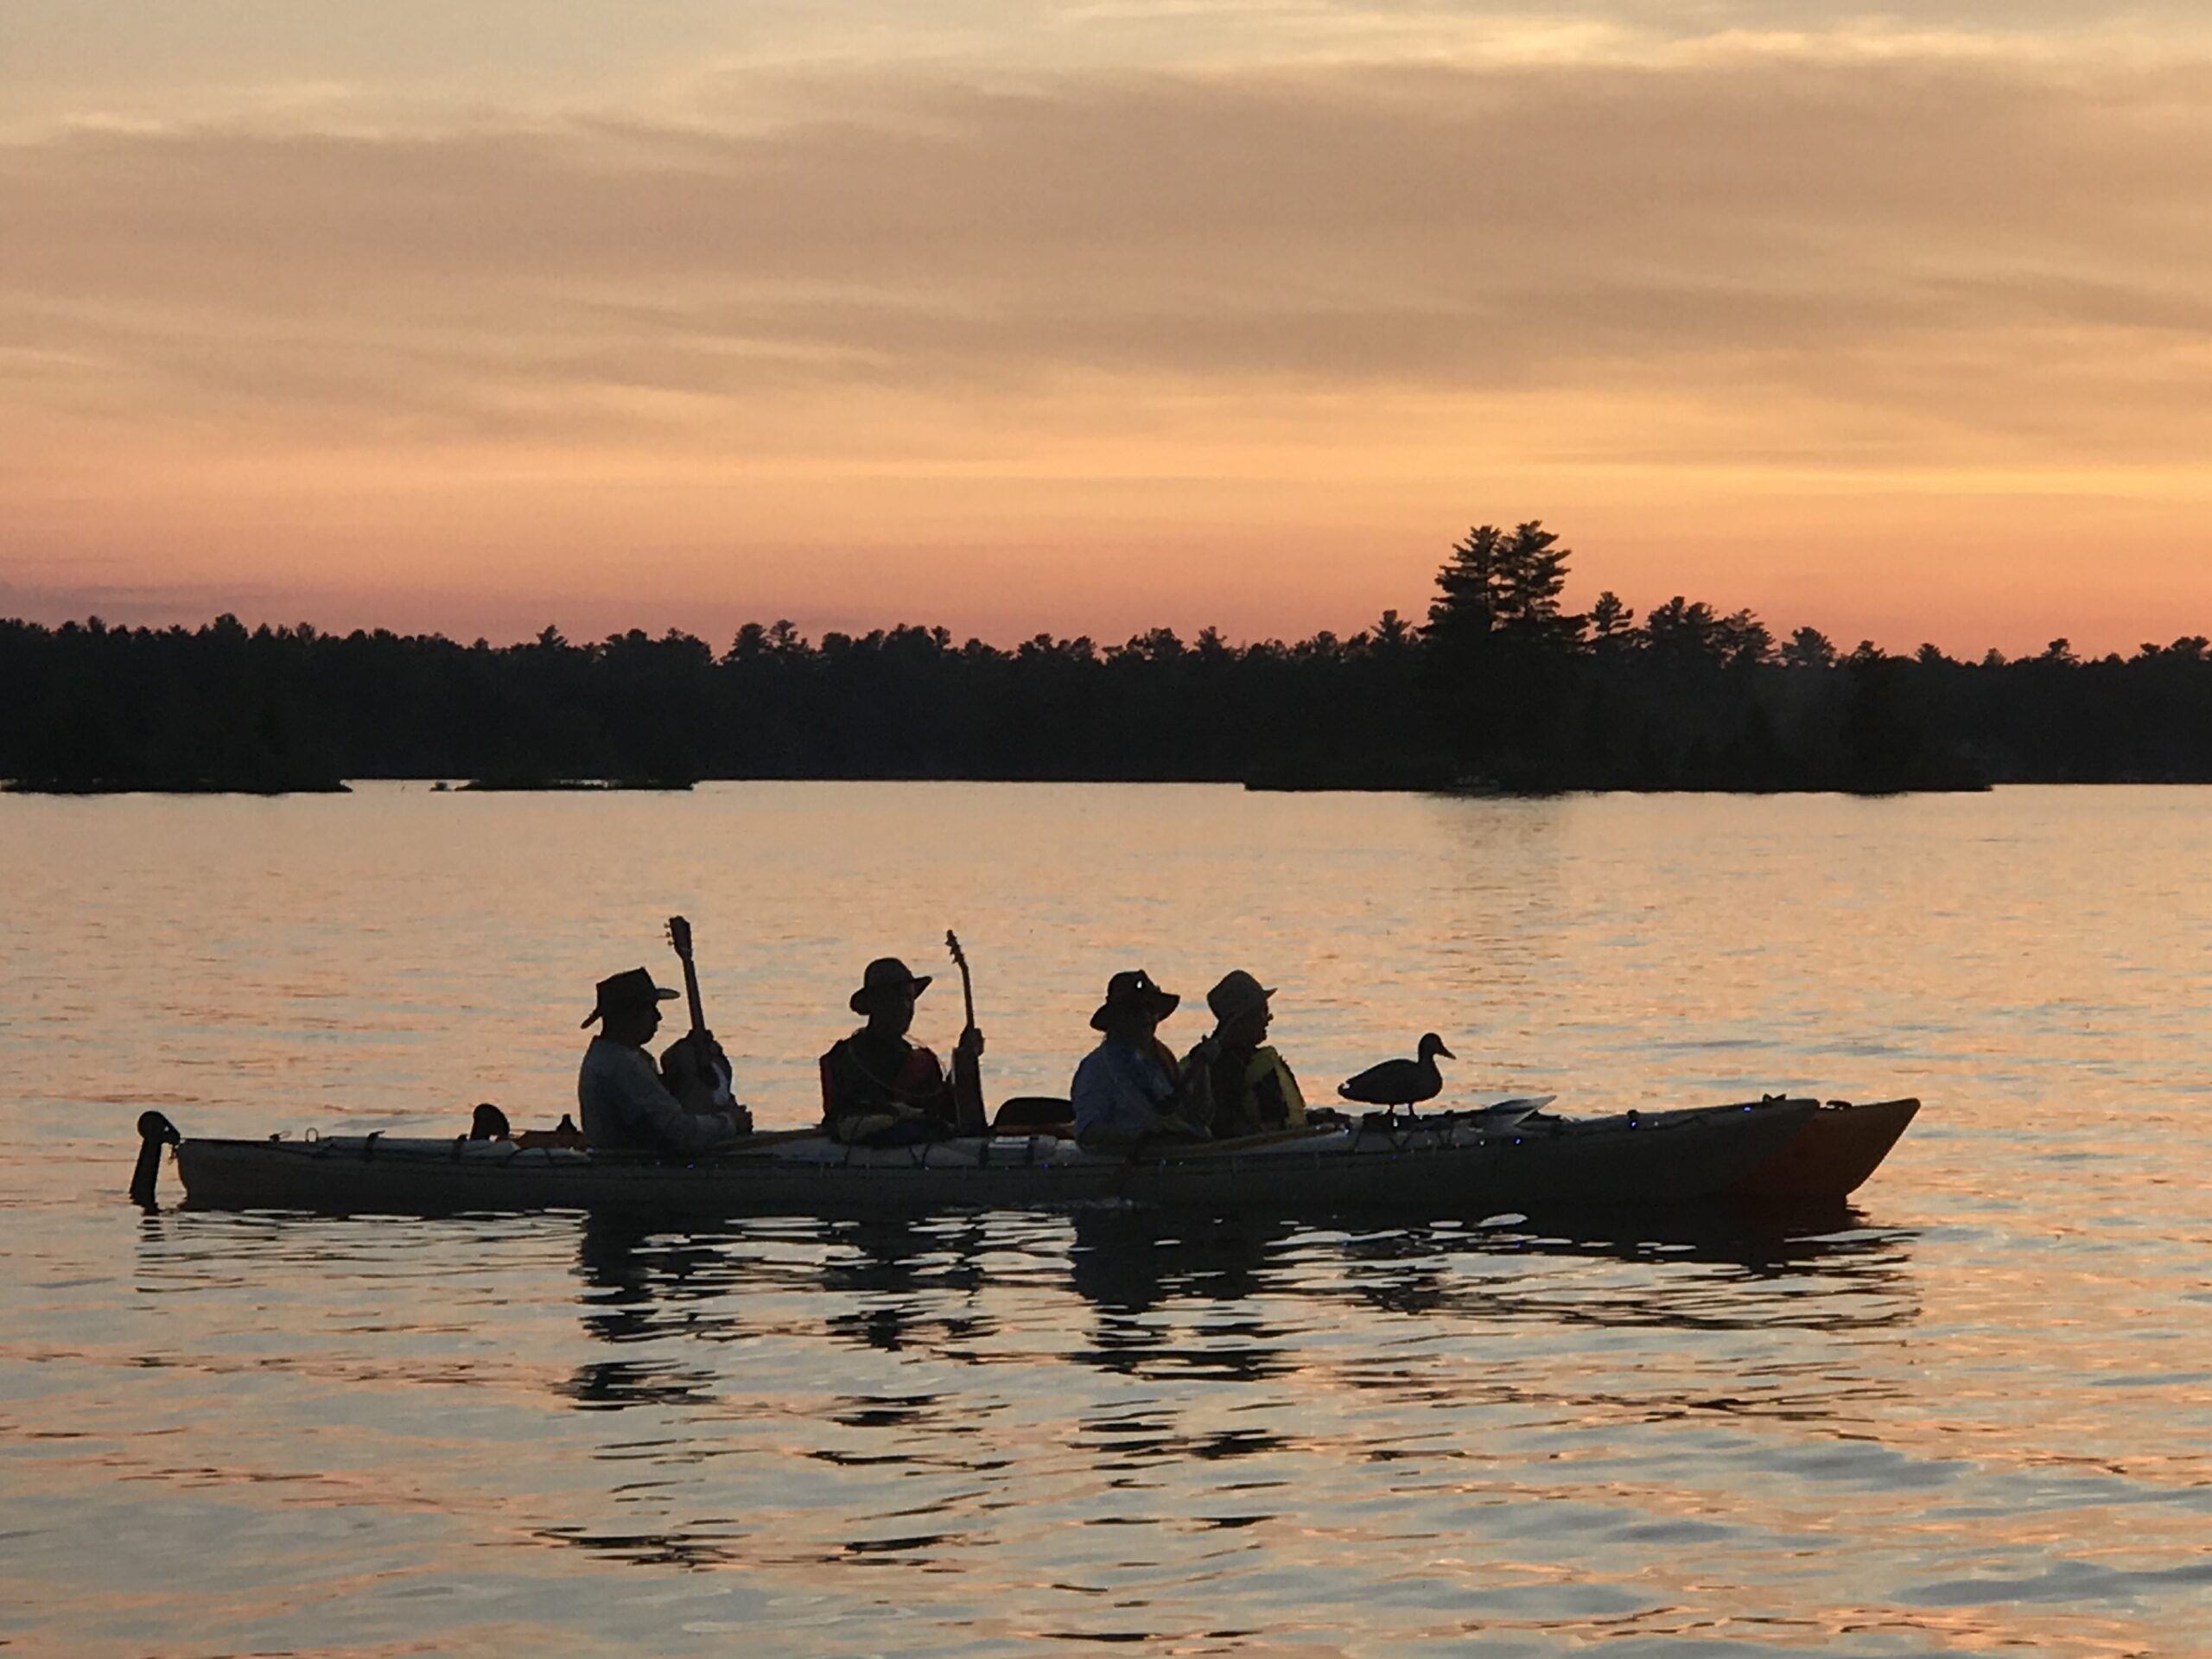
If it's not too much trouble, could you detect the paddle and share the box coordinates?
[944,930,988,1135]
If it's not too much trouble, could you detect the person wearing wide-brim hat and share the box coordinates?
[819,956,984,1145]
[1070,969,1207,1147]
[578,967,747,1154]
[1182,969,1309,1139]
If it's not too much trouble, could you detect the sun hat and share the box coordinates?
[850,956,933,1014]
[582,966,680,1027]
[1206,969,1275,1025]
[1090,968,1180,1032]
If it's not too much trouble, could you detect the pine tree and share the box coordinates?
[1420,520,1587,785]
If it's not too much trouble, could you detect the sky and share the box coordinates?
[3,2,2209,654]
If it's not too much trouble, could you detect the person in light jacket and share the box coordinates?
[1070,969,1207,1148]
[577,968,746,1154]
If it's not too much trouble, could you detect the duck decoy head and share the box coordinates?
[1419,1033,1455,1061]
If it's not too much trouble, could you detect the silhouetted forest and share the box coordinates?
[7,522,2212,793]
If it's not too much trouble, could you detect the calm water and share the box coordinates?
[3,783,2209,1656]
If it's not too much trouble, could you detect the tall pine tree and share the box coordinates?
[1420,521,1586,785]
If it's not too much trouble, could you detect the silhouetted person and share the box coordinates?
[1182,969,1309,1139]
[820,957,984,1145]
[1071,969,1206,1148]
[578,968,745,1154]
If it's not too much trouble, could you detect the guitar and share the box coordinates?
[944,930,988,1135]
[663,915,740,1117]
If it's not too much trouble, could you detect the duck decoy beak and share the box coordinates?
[1434,1043,1456,1060]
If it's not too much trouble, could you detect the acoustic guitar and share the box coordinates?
[663,914,740,1117]
[944,929,988,1135]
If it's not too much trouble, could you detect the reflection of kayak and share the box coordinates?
[1727,1096,1920,1202]
[139,1096,1842,1218]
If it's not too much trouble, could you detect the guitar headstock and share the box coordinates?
[665,915,694,962]
[944,928,966,970]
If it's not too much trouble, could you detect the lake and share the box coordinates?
[3,782,2209,1656]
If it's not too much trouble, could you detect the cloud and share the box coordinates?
[3,53,2209,467]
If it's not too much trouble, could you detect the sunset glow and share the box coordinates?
[4,3,2209,653]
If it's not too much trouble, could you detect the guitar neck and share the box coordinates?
[680,956,709,1036]
[944,935,985,1135]
[950,944,977,1032]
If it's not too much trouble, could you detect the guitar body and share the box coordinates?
[661,1030,736,1115]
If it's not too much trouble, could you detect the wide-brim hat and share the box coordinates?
[582,966,680,1027]
[850,957,932,1014]
[1090,968,1179,1032]
[1207,969,1275,1025]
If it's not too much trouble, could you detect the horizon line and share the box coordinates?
[5,605,2187,665]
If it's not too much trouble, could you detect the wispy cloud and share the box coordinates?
[4,57,2209,460]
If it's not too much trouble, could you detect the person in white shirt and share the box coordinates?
[577,967,746,1154]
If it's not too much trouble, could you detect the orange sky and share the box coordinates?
[3,4,2209,655]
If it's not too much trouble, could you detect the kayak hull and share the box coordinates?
[164,1098,1821,1219]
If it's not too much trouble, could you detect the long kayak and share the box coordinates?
[130,1096,1907,1219]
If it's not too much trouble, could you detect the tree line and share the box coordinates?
[5,522,2211,792]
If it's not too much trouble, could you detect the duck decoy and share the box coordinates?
[1338,1033,1455,1117]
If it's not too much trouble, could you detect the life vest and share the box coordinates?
[1242,1046,1307,1129]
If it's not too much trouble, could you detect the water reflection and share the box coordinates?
[125,1196,1923,1619]
[542,1202,1925,1529]
[552,1205,1920,1405]
[1070,1209,1302,1387]
[1069,1209,1297,1312]
[817,1215,995,1356]
[1335,1209,1923,1334]
[568,1215,730,1410]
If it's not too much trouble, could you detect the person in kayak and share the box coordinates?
[820,956,985,1145]
[1071,969,1208,1148]
[1181,969,1308,1139]
[578,968,748,1154]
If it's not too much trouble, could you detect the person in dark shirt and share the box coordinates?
[1182,969,1308,1140]
[820,957,984,1144]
